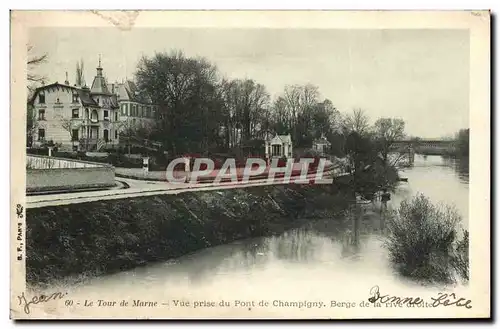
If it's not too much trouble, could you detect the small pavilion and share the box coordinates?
[265,134,293,159]
[312,134,331,156]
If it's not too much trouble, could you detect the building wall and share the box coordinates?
[117,101,158,132]
[30,84,160,150]
[32,86,83,147]
[31,86,121,150]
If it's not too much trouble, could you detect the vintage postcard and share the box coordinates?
[10,10,490,319]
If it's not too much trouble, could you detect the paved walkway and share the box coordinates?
[114,162,330,182]
[26,169,348,209]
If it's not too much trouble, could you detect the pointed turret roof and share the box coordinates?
[90,55,111,95]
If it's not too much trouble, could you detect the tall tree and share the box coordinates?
[342,108,370,136]
[135,51,222,155]
[219,78,270,149]
[75,59,86,87]
[373,117,406,166]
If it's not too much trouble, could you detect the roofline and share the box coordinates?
[28,83,79,104]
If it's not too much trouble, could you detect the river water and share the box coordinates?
[41,155,469,318]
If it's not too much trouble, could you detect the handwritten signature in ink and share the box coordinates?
[430,292,472,309]
[17,291,68,314]
[368,285,472,309]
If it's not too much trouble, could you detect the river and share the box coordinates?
[41,155,469,318]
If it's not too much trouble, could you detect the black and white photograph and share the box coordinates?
[10,10,490,319]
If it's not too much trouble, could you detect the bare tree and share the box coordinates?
[26,105,38,147]
[373,117,406,166]
[343,108,370,136]
[59,116,81,150]
[115,118,137,155]
[135,50,222,155]
[27,46,48,91]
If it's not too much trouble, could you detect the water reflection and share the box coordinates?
[51,154,469,299]
[442,156,469,183]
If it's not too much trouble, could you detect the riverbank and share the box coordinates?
[26,183,352,287]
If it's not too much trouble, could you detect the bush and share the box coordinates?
[452,229,469,282]
[384,194,468,283]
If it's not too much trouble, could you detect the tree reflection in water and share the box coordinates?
[443,156,469,183]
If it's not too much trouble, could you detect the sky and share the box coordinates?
[29,28,469,138]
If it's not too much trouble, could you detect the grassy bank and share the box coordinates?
[26,184,350,287]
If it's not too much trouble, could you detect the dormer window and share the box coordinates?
[38,93,45,104]
[72,93,79,103]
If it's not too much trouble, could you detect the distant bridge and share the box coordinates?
[391,139,457,156]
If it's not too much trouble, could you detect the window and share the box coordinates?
[103,129,109,142]
[272,145,281,157]
[72,129,79,142]
[72,109,79,119]
[121,104,126,116]
[38,109,45,120]
[115,130,118,139]
[115,111,118,121]
[56,98,60,103]
[38,128,45,141]
[72,93,79,103]
[104,110,109,120]
[90,109,98,122]
[38,93,45,104]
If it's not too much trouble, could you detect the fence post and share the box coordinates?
[143,157,149,173]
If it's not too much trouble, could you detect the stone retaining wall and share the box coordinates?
[26,155,115,192]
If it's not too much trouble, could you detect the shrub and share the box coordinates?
[452,229,469,282]
[384,194,467,283]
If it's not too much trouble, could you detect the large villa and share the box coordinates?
[28,58,160,152]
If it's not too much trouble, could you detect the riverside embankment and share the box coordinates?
[26,182,352,287]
